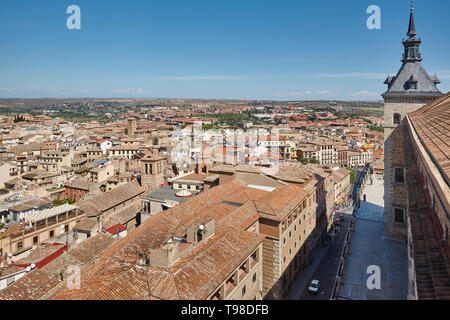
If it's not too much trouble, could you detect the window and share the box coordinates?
[33,236,38,244]
[242,286,246,297]
[283,238,286,246]
[253,273,257,284]
[395,168,404,183]
[17,242,23,250]
[283,257,286,264]
[49,230,55,238]
[393,113,401,125]
[394,208,405,224]
[65,225,69,232]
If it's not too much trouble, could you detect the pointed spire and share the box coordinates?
[407,0,417,38]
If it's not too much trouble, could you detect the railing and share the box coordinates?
[330,217,354,300]
[250,258,258,269]
[225,281,236,296]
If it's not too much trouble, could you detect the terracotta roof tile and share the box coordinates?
[409,92,450,184]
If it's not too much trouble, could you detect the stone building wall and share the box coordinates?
[384,102,428,240]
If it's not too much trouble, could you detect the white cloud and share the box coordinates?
[352,90,380,97]
[112,88,143,95]
[151,73,390,81]
[151,76,254,81]
[314,73,388,80]
[273,89,332,98]
[315,90,332,95]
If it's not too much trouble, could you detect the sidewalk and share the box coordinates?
[337,176,408,300]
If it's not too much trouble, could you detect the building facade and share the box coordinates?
[382,5,443,240]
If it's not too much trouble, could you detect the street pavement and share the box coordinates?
[286,210,352,300]
[299,214,352,300]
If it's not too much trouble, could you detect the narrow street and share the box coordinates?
[299,213,352,300]
[287,167,364,300]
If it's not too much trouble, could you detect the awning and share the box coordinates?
[25,204,78,224]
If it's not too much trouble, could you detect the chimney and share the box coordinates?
[149,242,180,269]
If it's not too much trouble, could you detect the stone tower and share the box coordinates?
[128,118,137,136]
[140,153,165,191]
[382,1,443,240]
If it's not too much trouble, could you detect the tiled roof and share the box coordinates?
[64,179,95,191]
[0,254,80,300]
[2,173,314,300]
[267,162,314,184]
[253,184,307,221]
[80,181,144,217]
[44,180,271,300]
[49,229,263,300]
[408,92,450,184]
[0,266,25,279]
[403,123,450,300]
[0,233,114,300]
[12,244,64,266]
[68,233,115,263]
[74,217,98,232]
[103,203,141,228]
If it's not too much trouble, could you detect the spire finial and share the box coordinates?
[407,0,417,38]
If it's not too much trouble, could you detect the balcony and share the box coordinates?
[225,279,236,296]
[238,266,248,282]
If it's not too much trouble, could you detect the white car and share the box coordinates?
[308,280,320,295]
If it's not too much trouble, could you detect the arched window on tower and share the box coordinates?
[393,113,401,125]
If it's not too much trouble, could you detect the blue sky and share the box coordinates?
[0,0,449,100]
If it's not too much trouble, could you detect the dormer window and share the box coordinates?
[405,75,418,91]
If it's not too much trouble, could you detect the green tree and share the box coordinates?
[348,168,357,184]
[368,126,384,133]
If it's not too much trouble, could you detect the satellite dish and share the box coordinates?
[199,224,205,231]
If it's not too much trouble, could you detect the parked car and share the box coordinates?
[308,280,321,295]
[334,219,341,226]
[339,215,345,221]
